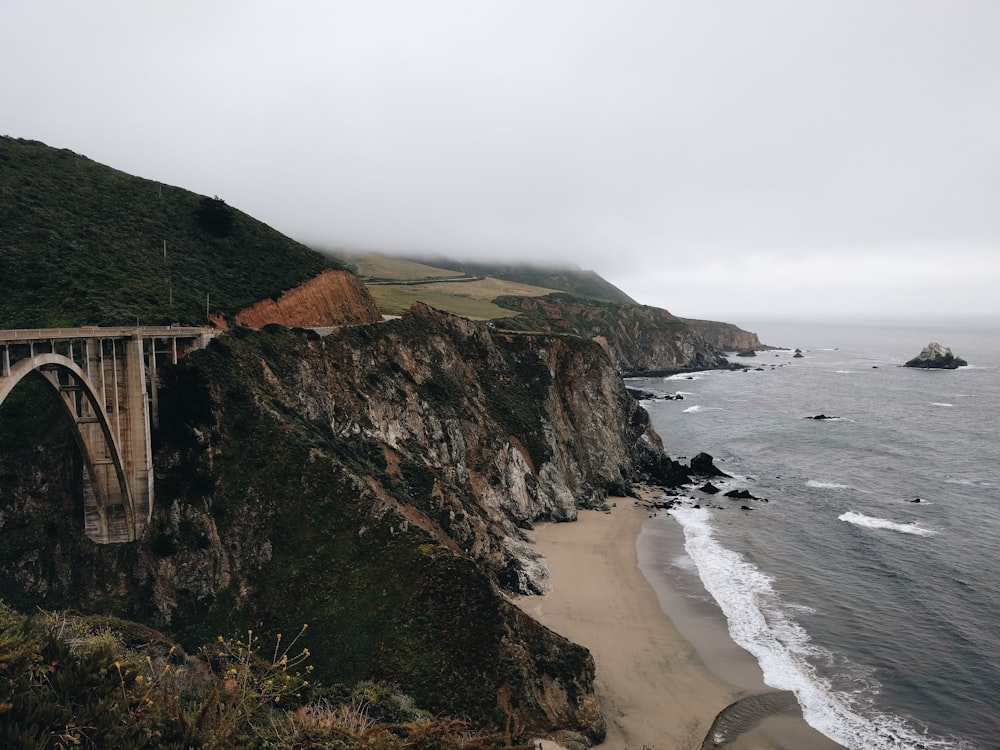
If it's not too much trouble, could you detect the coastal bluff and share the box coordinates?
[0,303,688,744]
[492,293,762,374]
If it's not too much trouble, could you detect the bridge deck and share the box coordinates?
[0,326,217,343]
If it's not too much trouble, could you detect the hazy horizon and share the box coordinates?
[4,2,999,321]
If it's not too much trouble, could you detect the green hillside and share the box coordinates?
[402,257,638,305]
[0,137,341,328]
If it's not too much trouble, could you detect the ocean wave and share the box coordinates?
[683,405,702,413]
[807,480,849,490]
[838,511,937,537]
[665,370,713,381]
[669,506,961,749]
[929,402,954,407]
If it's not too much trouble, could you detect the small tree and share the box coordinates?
[195,196,235,237]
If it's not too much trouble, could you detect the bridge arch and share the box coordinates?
[0,352,137,543]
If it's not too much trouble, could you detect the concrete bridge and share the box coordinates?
[0,327,219,544]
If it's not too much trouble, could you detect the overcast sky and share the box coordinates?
[4,1,999,321]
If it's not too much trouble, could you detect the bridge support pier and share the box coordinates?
[0,327,217,543]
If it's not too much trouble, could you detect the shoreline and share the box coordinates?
[515,493,844,750]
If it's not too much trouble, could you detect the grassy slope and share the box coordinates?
[0,137,340,328]
[335,251,555,319]
[405,258,639,305]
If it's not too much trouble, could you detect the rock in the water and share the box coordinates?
[626,387,657,401]
[806,414,837,420]
[700,481,721,495]
[690,452,731,478]
[793,348,804,358]
[736,349,757,357]
[903,342,968,369]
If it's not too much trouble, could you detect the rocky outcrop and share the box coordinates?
[680,318,766,352]
[0,303,684,743]
[903,342,968,369]
[690,452,730,478]
[493,293,728,374]
[234,269,382,328]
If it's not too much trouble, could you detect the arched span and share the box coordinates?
[0,352,136,542]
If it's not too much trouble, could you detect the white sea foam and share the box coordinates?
[665,371,710,380]
[839,511,937,537]
[683,405,702,413]
[669,507,961,749]
[929,402,954,407]
[807,480,849,490]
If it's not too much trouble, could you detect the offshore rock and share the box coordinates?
[690,452,730,478]
[903,342,968,369]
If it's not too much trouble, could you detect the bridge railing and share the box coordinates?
[0,326,219,343]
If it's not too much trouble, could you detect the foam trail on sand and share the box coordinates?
[669,506,964,749]
[839,511,937,537]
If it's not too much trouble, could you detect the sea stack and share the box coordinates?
[903,342,968,369]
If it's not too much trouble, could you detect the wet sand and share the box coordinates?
[515,495,844,749]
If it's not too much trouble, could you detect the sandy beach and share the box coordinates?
[515,494,845,750]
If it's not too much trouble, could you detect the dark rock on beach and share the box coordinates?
[903,342,968,369]
[690,452,731,478]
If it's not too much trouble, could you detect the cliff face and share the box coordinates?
[680,318,765,352]
[494,294,728,374]
[233,269,382,328]
[0,305,685,744]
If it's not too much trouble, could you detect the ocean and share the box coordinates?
[629,317,1000,750]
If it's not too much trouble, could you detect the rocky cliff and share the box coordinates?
[493,293,728,374]
[0,304,687,744]
[233,269,383,328]
[680,317,765,352]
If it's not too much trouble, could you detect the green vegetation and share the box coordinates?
[408,259,638,305]
[362,283,527,319]
[333,252,554,319]
[0,137,342,327]
[333,252,469,281]
[0,601,515,749]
